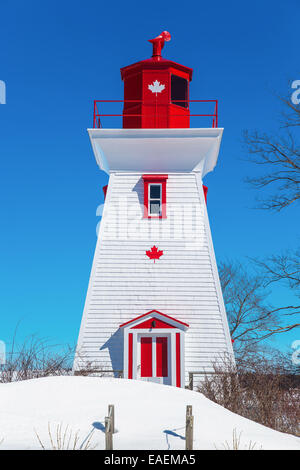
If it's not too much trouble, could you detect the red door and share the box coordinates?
[141,337,152,377]
[156,337,168,377]
[140,336,168,378]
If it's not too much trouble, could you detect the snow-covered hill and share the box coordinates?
[0,376,299,450]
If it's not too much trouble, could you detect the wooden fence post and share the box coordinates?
[185,405,194,450]
[188,373,193,390]
[108,404,115,434]
[105,416,113,450]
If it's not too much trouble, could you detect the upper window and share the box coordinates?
[142,175,168,219]
[149,184,162,216]
[171,75,188,108]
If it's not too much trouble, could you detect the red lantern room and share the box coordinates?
[120,31,193,129]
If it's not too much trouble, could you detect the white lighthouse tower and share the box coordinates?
[73,32,234,388]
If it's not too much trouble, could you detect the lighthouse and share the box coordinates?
[73,32,234,388]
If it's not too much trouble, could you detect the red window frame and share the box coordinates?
[142,174,168,219]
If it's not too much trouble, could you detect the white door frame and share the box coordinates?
[120,310,188,387]
[123,327,185,387]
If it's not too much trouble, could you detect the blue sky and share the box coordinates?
[0,0,299,353]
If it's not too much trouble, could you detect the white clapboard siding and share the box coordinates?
[74,172,233,386]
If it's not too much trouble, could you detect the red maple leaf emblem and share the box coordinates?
[146,245,163,263]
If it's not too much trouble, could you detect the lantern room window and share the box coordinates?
[142,175,168,219]
[171,75,188,108]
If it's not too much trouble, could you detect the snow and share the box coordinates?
[0,376,299,450]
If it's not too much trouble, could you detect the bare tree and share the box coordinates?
[198,353,300,436]
[237,92,300,350]
[243,93,300,211]
[254,249,300,294]
[0,333,73,383]
[251,250,300,340]
[280,97,300,129]
[219,260,300,358]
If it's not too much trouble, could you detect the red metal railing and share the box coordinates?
[93,100,218,128]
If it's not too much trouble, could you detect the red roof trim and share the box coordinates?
[119,310,189,328]
[120,58,193,81]
[142,174,168,181]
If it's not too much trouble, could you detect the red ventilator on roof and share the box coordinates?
[120,31,193,129]
[148,31,171,60]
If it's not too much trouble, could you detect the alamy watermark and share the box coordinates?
[0,80,6,104]
[291,80,300,105]
[95,197,206,251]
